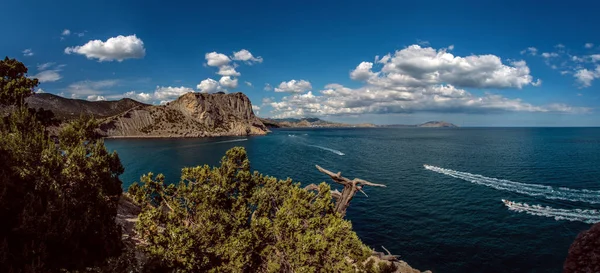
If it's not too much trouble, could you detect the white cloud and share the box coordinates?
[62,29,71,36]
[219,76,238,89]
[22,49,34,56]
[121,86,194,104]
[245,81,252,87]
[37,62,55,70]
[274,79,312,93]
[32,63,64,83]
[541,52,559,58]
[197,78,223,93]
[261,97,274,105]
[217,65,240,76]
[350,62,378,81]
[252,105,260,111]
[232,49,263,64]
[591,54,600,62]
[153,86,194,100]
[585,43,594,49]
[555,44,565,49]
[268,44,588,118]
[369,45,535,89]
[65,80,119,97]
[264,83,273,91]
[574,67,599,88]
[520,47,538,56]
[205,52,231,67]
[64,35,146,62]
[87,94,106,101]
[36,88,45,93]
[33,70,62,83]
[76,32,85,37]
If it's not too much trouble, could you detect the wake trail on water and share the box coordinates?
[212,138,248,144]
[424,165,600,204]
[502,200,600,224]
[307,145,345,156]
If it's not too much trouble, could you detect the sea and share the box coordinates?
[104,127,600,273]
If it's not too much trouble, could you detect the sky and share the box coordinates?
[3,0,600,126]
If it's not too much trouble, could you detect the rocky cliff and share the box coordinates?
[99,92,268,137]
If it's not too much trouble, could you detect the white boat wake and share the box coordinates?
[213,138,248,144]
[307,145,345,156]
[502,199,600,224]
[424,165,600,204]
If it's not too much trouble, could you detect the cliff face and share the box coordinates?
[99,92,268,137]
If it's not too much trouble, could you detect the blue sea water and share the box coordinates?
[105,128,600,273]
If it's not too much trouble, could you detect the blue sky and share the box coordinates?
[3,0,600,126]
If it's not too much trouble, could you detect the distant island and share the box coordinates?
[379,121,459,128]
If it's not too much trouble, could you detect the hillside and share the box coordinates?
[259,117,376,128]
[25,93,148,120]
[99,92,268,137]
[8,92,268,138]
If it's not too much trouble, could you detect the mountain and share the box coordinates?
[380,121,459,128]
[6,92,268,138]
[25,93,148,120]
[417,121,458,128]
[99,92,268,137]
[259,117,376,128]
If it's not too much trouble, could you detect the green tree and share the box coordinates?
[129,147,378,272]
[0,58,124,272]
[0,56,38,107]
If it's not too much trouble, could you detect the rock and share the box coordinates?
[98,92,268,137]
[564,222,600,273]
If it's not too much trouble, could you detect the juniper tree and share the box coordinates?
[0,57,124,272]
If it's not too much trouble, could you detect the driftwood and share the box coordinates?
[304,165,386,217]
[372,245,400,262]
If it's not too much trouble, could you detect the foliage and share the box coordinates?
[128,147,376,272]
[0,56,38,106]
[0,58,124,272]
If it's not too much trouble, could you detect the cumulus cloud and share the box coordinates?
[574,67,599,88]
[252,105,260,115]
[370,45,536,89]
[219,76,238,89]
[62,29,71,36]
[350,62,377,81]
[267,44,587,118]
[197,78,223,93]
[22,49,34,56]
[232,49,263,64]
[205,52,231,67]
[217,65,240,76]
[120,86,194,103]
[64,35,146,62]
[87,94,106,101]
[585,43,594,49]
[36,88,45,93]
[274,80,312,93]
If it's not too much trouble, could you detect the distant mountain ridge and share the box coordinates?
[259,117,376,128]
[380,121,458,128]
